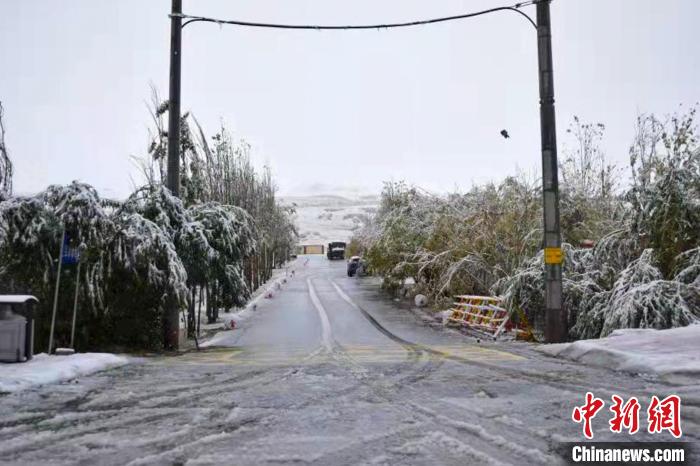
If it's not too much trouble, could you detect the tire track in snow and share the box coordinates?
[307,277,334,353]
[330,280,425,356]
[329,281,662,399]
[309,276,427,379]
[307,279,534,464]
[328,278,443,384]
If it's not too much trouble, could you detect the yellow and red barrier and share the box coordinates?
[446,295,534,341]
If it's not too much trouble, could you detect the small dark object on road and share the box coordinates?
[347,256,361,277]
[500,129,510,139]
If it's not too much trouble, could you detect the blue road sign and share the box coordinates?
[61,234,80,265]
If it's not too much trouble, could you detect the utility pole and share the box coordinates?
[167,0,182,197]
[536,0,566,343]
[165,0,182,350]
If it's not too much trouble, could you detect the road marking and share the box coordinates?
[165,343,522,367]
[307,277,334,352]
[330,279,523,363]
[163,281,522,367]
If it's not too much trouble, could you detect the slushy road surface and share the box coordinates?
[1,256,696,465]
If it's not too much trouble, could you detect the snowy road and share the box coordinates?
[1,256,697,465]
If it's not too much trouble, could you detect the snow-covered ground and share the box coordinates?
[1,258,697,465]
[537,323,700,384]
[200,264,297,348]
[0,352,130,393]
[282,194,378,245]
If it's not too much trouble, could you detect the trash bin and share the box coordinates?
[0,295,38,363]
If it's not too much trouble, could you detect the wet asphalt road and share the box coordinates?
[0,255,698,465]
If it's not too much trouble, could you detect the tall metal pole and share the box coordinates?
[167,0,182,197]
[536,0,566,343]
[165,0,182,350]
[48,228,66,354]
[69,260,81,349]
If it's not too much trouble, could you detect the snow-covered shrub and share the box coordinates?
[492,244,606,340]
[491,253,545,335]
[504,246,700,340]
[593,249,698,335]
[601,280,699,336]
[359,177,543,298]
[354,107,698,341]
[189,202,257,310]
[121,185,189,240]
[122,185,212,287]
[176,219,214,287]
[0,195,60,293]
[0,185,113,349]
[569,290,611,340]
[103,212,188,349]
[41,182,112,245]
[0,183,193,351]
[673,247,700,287]
[628,109,700,276]
[606,249,663,298]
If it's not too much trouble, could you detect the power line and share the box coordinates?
[174,1,538,31]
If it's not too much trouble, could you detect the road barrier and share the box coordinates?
[300,244,324,255]
[445,295,535,341]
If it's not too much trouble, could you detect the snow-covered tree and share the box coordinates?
[136,93,298,292]
[0,102,11,197]
[189,202,257,321]
[0,182,190,351]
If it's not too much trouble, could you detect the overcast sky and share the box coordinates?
[1,0,698,198]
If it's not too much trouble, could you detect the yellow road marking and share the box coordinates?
[160,344,523,366]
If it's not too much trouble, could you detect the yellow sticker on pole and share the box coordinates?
[544,247,564,264]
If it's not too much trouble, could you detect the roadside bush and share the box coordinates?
[0,181,264,351]
[352,107,699,341]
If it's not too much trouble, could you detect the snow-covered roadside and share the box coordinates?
[200,265,296,348]
[0,353,130,393]
[537,324,700,384]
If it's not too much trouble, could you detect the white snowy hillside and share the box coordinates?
[281,194,379,245]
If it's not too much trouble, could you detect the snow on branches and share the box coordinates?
[0,181,265,350]
[353,108,700,341]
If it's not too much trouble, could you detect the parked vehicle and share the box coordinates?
[327,241,346,260]
[347,256,361,276]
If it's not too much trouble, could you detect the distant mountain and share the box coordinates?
[281,193,379,208]
[282,193,379,245]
